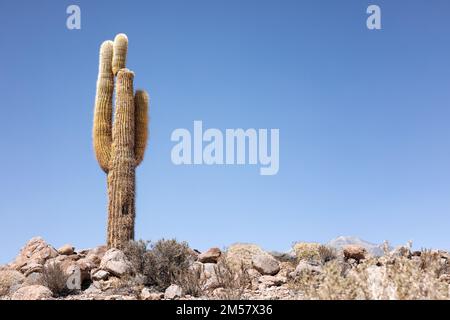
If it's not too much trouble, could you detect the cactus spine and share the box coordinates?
[93,34,149,249]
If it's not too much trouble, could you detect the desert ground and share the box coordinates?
[1,236,449,300]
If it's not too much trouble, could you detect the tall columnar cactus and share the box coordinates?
[93,34,149,249]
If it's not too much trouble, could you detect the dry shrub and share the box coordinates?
[124,239,196,292]
[40,262,70,297]
[290,260,370,300]
[124,246,253,299]
[418,250,450,278]
[318,245,337,264]
[292,242,322,262]
[211,256,252,300]
[289,248,450,300]
[176,265,206,297]
[388,255,449,299]
[123,240,148,274]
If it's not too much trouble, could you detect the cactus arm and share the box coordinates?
[93,40,114,173]
[112,34,128,75]
[107,68,136,248]
[134,90,149,166]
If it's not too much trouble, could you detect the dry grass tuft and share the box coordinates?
[40,262,71,297]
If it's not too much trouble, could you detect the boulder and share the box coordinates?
[21,262,43,276]
[343,245,367,261]
[92,270,109,281]
[0,269,26,296]
[24,272,44,286]
[11,285,53,300]
[164,284,183,299]
[269,251,297,263]
[252,254,280,276]
[85,246,108,266]
[99,249,133,277]
[45,255,90,288]
[225,243,271,271]
[198,248,222,263]
[290,260,322,278]
[11,237,58,271]
[83,283,102,295]
[76,258,95,282]
[58,244,75,256]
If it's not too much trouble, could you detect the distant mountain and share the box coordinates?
[327,236,388,257]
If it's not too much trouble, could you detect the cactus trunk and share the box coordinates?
[93,34,149,249]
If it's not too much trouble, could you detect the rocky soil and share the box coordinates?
[1,237,449,300]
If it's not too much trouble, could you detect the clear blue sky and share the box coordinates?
[1,0,450,263]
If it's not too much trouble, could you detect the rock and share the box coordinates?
[21,262,43,276]
[258,275,287,287]
[269,251,297,263]
[225,243,272,271]
[58,244,75,256]
[0,269,26,296]
[252,254,280,276]
[201,263,218,277]
[11,285,53,300]
[93,276,124,292]
[198,248,222,263]
[85,246,108,266]
[343,245,367,261]
[84,283,102,295]
[63,264,83,290]
[292,242,321,262]
[164,284,183,299]
[92,270,109,281]
[11,237,58,271]
[76,258,95,282]
[290,260,322,278]
[43,256,89,289]
[141,287,163,300]
[99,249,133,277]
[24,272,44,286]
[52,254,78,265]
